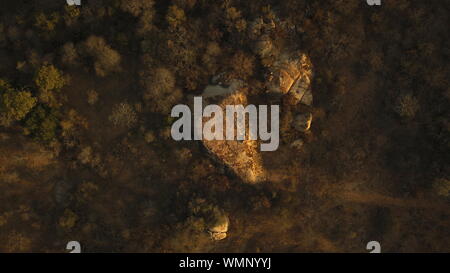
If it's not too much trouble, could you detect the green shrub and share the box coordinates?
[0,80,37,126]
[35,64,66,93]
[24,105,59,142]
[34,64,66,106]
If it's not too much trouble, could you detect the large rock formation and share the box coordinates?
[201,53,313,184]
[267,53,313,106]
[202,91,267,184]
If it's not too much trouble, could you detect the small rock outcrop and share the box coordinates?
[207,213,229,241]
[202,79,244,98]
[189,199,230,241]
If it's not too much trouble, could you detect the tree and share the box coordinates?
[34,12,60,32]
[63,5,81,26]
[86,89,98,105]
[61,42,80,67]
[24,105,59,142]
[224,6,247,33]
[395,93,420,119]
[141,67,182,113]
[34,64,66,106]
[137,9,155,35]
[202,42,222,73]
[229,51,255,79]
[120,0,155,34]
[83,35,122,77]
[432,179,450,198]
[35,64,66,92]
[0,80,37,126]
[109,102,138,128]
[166,5,186,30]
[120,0,155,17]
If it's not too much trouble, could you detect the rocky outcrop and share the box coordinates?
[202,90,267,184]
[207,213,229,241]
[200,52,313,184]
[202,79,244,98]
[189,199,230,241]
[267,53,313,107]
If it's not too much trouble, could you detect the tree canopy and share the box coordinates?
[0,80,37,127]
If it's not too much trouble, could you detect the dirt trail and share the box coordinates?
[333,190,449,212]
